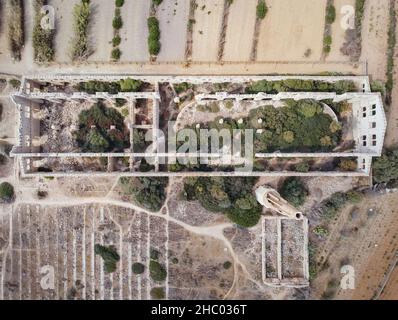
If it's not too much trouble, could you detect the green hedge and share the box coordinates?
[148,17,161,55]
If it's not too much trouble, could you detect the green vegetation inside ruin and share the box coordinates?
[94,244,120,273]
[119,177,168,212]
[246,79,357,94]
[279,177,308,207]
[148,17,161,55]
[71,0,92,61]
[8,0,24,61]
[76,78,144,93]
[75,102,130,152]
[132,262,145,274]
[184,100,342,154]
[149,260,167,282]
[0,182,15,203]
[183,177,262,228]
[256,0,268,20]
[33,0,55,63]
[373,148,398,186]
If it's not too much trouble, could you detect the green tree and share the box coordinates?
[149,260,167,281]
[256,0,268,19]
[279,177,308,207]
[0,182,15,203]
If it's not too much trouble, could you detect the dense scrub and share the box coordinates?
[0,182,15,203]
[8,0,24,61]
[373,149,398,186]
[256,0,268,19]
[75,102,129,152]
[183,177,262,228]
[246,79,357,94]
[148,17,161,55]
[119,177,168,212]
[94,244,120,273]
[279,177,308,207]
[319,190,363,220]
[71,0,92,61]
[76,78,143,93]
[186,100,342,153]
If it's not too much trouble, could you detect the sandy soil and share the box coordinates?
[119,0,150,62]
[51,0,81,63]
[257,0,327,62]
[0,97,16,140]
[326,0,355,62]
[87,0,114,62]
[118,0,149,62]
[192,0,224,61]
[223,0,257,62]
[157,0,189,62]
[310,192,398,300]
[360,0,390,80]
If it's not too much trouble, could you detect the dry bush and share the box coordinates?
[8,0,24,61]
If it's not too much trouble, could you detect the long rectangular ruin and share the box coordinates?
[10,74,387,177]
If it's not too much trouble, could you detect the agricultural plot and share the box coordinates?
[157,0,189,62]
[256,0,327,61]
[0,203,235,300]
[119,0,151,62]
[88,0,114,62]
[50,0,81,62]
[191,0,224,61]
[223,0,257,61]
[326,0,355,62]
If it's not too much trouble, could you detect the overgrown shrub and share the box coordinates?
[94,244,120,273]
[326,4,336,24]
[153,0,163,6]
[246,79,357,94]
[112,14,123,29]
[373,149,398,185]
[75,102,129,152]
[9,79,21,89]
[149,260,167,281]
[115,0,124,7]
[71,0,92,61]
[111,48,121,60]
[0,182,15,203]
[119,177,168,212]
[148,17,161,55]
[112,35,121,47]
[319,190,363,220]
[150,287,165,299]
[132,262,145,274]
[8,0,24,61]
[256,0,268,19]
[33,0,55,63]
[279,177,308,207]
[183,177,262,228]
